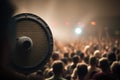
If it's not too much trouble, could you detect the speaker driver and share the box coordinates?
[10,13,53,74]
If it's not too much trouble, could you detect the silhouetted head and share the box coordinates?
[72,55,80,64]
[99,58,110,72]
[76,63,88,80]
[89,56,98,66]
[0,0,15,70]
[111,61,120,78]
[52,60,64,76]
[107,52,116,65]
[52,52,60,61]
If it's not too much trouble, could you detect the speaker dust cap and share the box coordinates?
[10,13,53,74]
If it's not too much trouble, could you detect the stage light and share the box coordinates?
[75,27,82,35]
[91,21,96,26]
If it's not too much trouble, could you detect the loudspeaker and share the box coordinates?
[8,13,53,74]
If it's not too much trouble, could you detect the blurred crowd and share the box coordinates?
[26,38,120,80]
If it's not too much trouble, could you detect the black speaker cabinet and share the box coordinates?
[9,13,53,74]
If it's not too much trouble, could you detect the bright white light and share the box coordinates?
[75,27,82,35]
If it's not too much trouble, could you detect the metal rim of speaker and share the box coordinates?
[9,13,53,74]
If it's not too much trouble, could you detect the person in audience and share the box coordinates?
[77,51,85,63]
[52,52,60,61]
[45,60,66,80]
[93,58,114,80]
[86,56,101,79]
[94,50,101,59]
[75,63,88,80]
[107,52,116,65]
[0,0,27,79]
[110,61,120,80]
[68,55,80,74]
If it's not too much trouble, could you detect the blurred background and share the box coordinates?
[12,0,120,42]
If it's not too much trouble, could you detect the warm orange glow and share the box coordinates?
[91,21,96,26]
